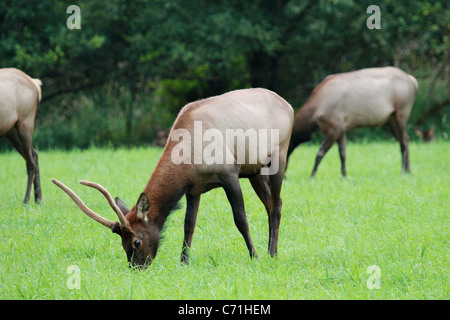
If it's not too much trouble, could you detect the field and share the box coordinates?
[0,141,448,299]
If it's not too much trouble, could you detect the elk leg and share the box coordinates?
[5,128,33,203]
[400,133,410,173]
[386,114,410,173]
[16,123,38,204]
[266,151,286,257]
[23,160,34,204]
[311,133,339,177]
[181,193,200,265]
[221,173,258,259]
[31,148,42,202]
[5,128,26,158]
[23,160,35,204]
[249,174,271,214]
[249,174,275,255]
[7,131,41,194]
[337,133,347,177]
[396,113,411,173]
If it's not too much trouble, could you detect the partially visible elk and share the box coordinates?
[414,125,436,142]
[287,67,418,176]
[0,68,42,203]
[53,88,294,269]
[152,125,170,147]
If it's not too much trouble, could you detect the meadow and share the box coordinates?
[0,141,448,299]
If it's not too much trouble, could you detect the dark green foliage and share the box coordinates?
[0,0,448,149]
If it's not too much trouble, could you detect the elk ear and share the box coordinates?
[414,127,423,138]
[111,221,122,236]
[115,197,130,215]
[136,193,150,221]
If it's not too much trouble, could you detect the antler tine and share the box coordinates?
[79,180,129,228]
[51,178,115,229]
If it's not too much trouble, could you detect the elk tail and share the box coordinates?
[408,75,419,93]
[31,78,42,101]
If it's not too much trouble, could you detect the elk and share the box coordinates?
[52,88,294,269]
[0,68,42,203]
[414,125,435,142]
[287,67,418,177]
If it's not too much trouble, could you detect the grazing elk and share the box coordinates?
[0,68,42,203]
[53,88,294,269]
[414,125,436,142]
[287,67,418,176]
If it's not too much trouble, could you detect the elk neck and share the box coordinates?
[289,101,318,155]
[142,151,188,230]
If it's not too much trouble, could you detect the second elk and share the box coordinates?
[287,67,418,176]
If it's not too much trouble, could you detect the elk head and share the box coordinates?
[51,179,159,269]
[414,125,436,142]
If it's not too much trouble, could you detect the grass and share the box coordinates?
[0,141,448,299]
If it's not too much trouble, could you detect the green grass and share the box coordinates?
[0,141,448,299]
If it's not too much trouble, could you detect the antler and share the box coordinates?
[79,180,128,227]
[51,178,129,229]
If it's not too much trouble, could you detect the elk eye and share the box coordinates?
[134,239,141,249]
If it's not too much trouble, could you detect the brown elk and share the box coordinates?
[287,67,418,177]
[414,125,436,142]
[52,88,294,269]
[0,68,42,203]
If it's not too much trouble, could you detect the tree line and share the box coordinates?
[1,0,448,149]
